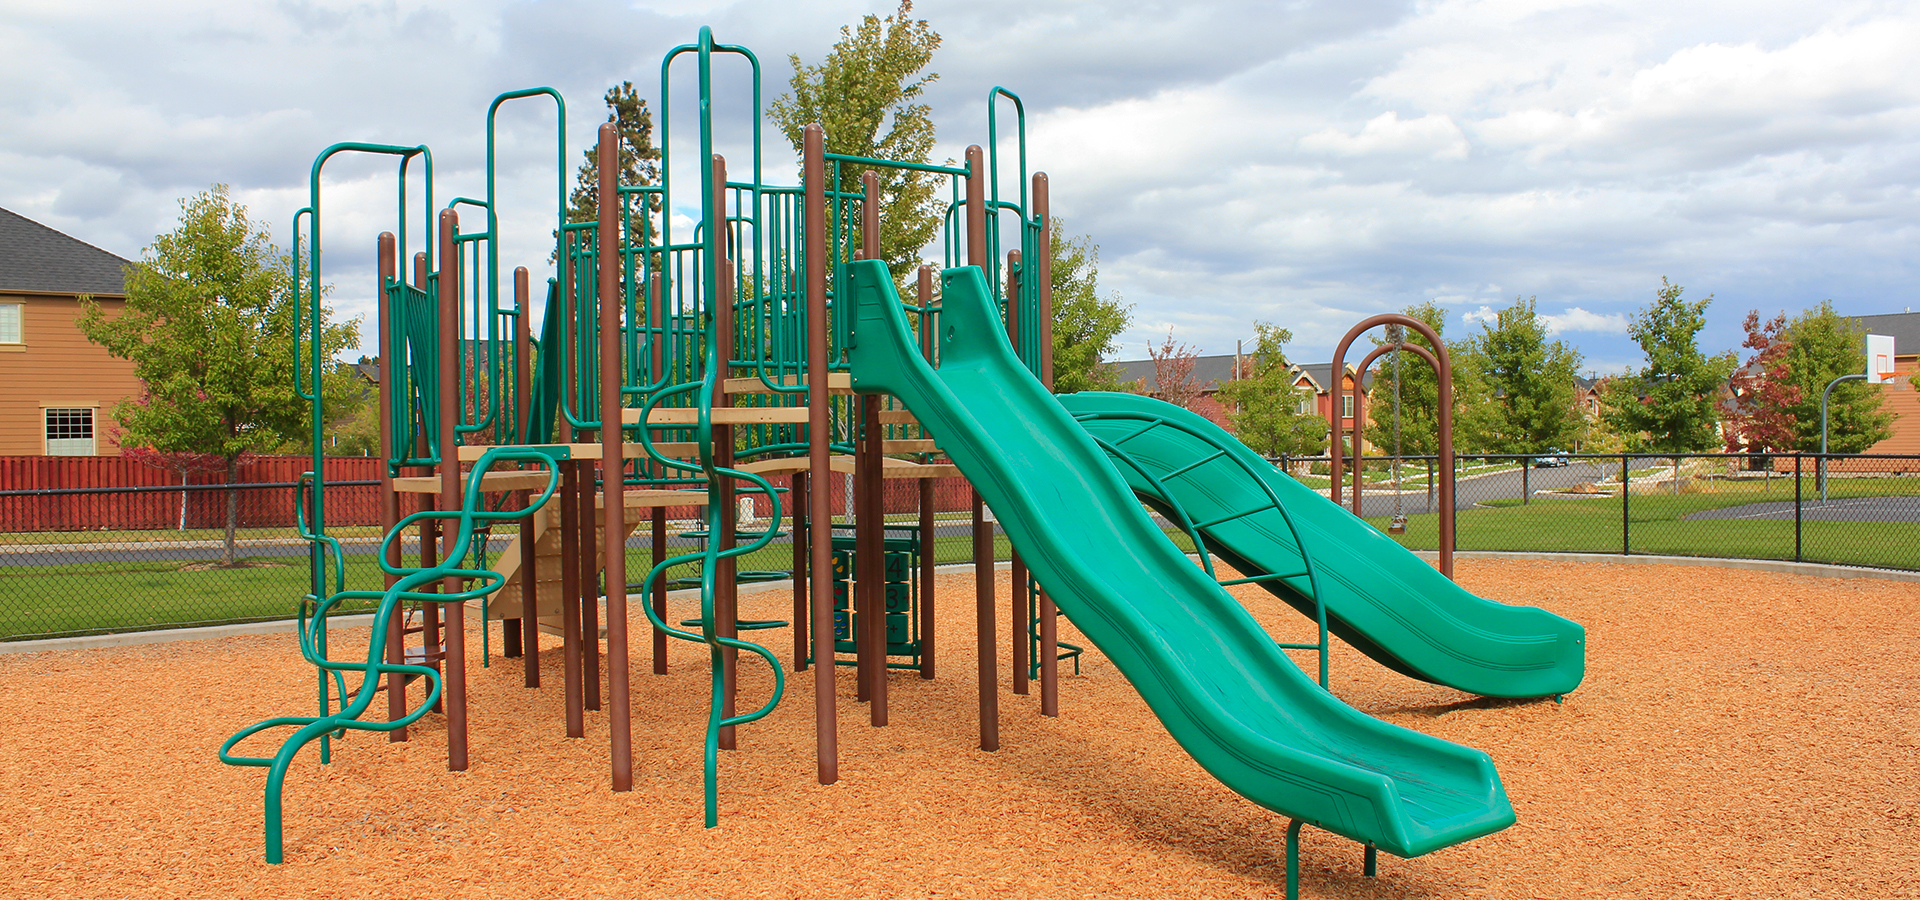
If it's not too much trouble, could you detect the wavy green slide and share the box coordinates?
[1058,391,1585,699]
[846,260,1513,860]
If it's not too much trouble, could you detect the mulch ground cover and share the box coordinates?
[1,559,1914,899]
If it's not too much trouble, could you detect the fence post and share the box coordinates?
[1794,453,1803,562]
[1522,461,1529,506]
[1621,452,1630,557]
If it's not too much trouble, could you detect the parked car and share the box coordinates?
[1532,448,1570,468]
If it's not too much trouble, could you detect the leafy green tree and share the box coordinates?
[768,0,942,285]
[78,185,358,565]
[1472,295,1586,452]
[1774,300,1893,452]
[1361,301,1497,456]
[1599,278,1737,453]
[1217,322,1327,457]
[1047,221,1133,393]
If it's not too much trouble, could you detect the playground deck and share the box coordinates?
[4,559,1914,898]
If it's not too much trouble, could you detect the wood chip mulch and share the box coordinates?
[1,559,1915,898]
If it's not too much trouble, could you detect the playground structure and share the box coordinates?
[217,28,1585,896]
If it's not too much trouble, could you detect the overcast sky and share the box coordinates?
[5,0,1917,374]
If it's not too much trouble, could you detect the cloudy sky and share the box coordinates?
[4,0,1917,374]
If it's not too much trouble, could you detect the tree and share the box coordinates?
[767,0,942,285]
[78,185,359,565]
[1472,295,1586,453]
[1047,220,1133,393]
[1726,310,1800,452]
[1599,278,1737,453]
[1216,322,1327,457]
[1360,301,1497,457]
[560,81,660,255]
[1146,330,1203,410]
[1777,300,1893,452]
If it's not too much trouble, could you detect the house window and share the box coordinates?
[1295,396,1315,415]
[45,408,95,456]
[1342,395,1354,418]
[0,302,21,344]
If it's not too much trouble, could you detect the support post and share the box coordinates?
[377,232,407,741]
[856,169,888,727]
[560,460,584,738]
[649,271,669,676]
[793,471,809,671]
[598,121,633,791]
[712,153,739,750]
[436,209,469,772]
[917,265,938,681]
[516,266,539,687]
[966,143,998,750]
[1034,173,1059,718]
[803,123,838,784]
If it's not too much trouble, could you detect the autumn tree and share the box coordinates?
[1726,310,1799,452]
[1141,330,1203,411]
[768,0,942,285]
[1599,278,1737,453]
[78,185,358,565]
[1216,322,1327,457]
[1472,295,1586,453]
[1047,220,1133,393]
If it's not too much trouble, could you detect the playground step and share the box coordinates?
[722,373,854,395]
[625,407,812,426]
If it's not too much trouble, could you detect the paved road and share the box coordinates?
[1333,461,1620,518]
[1684,496,1920,523]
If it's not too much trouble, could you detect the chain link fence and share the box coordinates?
[1279,451,1920,572]
[7,455,1911,642]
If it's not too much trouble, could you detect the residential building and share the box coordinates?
[1854,312,1920,455]
[1106,353,1373,453]
[0,207,140,456]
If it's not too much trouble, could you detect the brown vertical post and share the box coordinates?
[651,507,668,675]
[1005,250,1028,697]
[916,265,937,681]
[436,209,469,772]
[792,471,809,671]
[377,233,408,741]
[803,124,840,784]
[598,122,634,791]
[965,144,998,750]
[412,250,442,717]
[713,153,740,750]
[560,460,584,737]
[515,266,539,687]
[1033,175,1059,718]
[580,455,600,711]
[857,170,888,727]
[649,271,669,676]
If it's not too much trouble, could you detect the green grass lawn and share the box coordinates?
[1368,474,1920,571]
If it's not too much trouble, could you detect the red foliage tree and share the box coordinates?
[1148,330,1203,410]
[1725,310,1801,452]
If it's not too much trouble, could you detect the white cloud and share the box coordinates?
[1298,112,1470,160]
[1542,306,1631,335]
[1461,305,1499,325]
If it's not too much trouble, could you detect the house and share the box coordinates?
[0,207,141,456]
[1106,353,1373,453]
[1854,311,1920,455]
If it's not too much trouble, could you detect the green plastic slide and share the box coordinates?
[845,260,1513,859]
[1057,391,1585,699]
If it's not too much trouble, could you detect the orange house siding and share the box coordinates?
[0,292,144,456]
[1866,355,1920,455]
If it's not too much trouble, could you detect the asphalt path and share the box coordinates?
[1684,496,1920,523]
[1334,460,1620,518]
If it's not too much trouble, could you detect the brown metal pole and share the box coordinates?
[1032,177,1059,717]
[412,249,442,718]
[580,452,600,711]
[857,169,888,727]
[792,471,809,671]
[376,233,408,741]
[648,271,668,675]
[965,143,998,750]
[803,125,839,784]
[560,460,584,737]
[1005,249,1028,697]
[652,506,668,675]
[598,122,634,791]
[1330,315,1454,577]
[436,209,469,772]
[516,266,539,687]
[916,265,936,681]
[713,153,740,750]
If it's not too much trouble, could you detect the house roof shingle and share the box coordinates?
[1855,312,1920,357]
[1108,353,1374,394]
[0,206,132,295]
